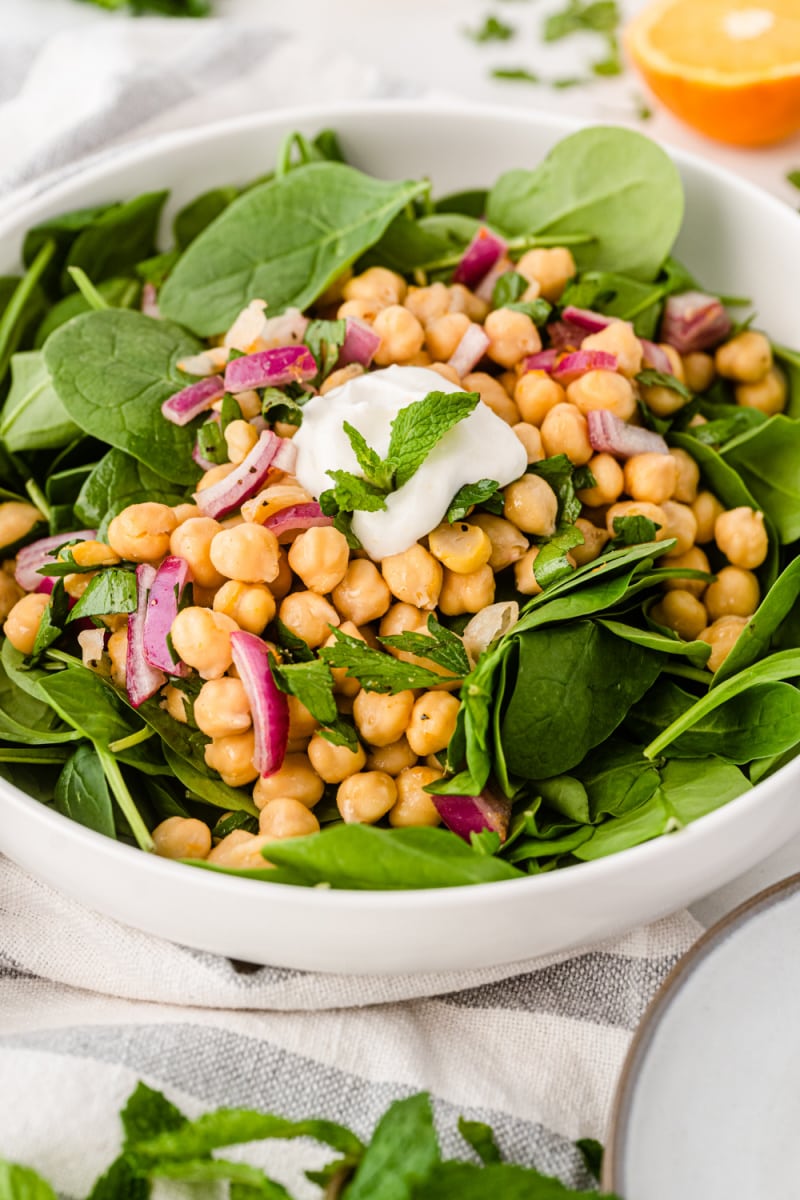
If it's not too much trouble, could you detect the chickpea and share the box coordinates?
[661,546,712,598]
[571,518,609,566]
[650,590,708,642]
[353,688,415,747]
[577,453,624,508]
[170,607,238,679]
[425,313,471,361]
[108,627,128,688]
[207,830,274,870]
[705,566,760,621]
[406,691,460,757]
[213,580,275,634]
[428,522,492,574]
[163,684,190,724]
[270,550,294,601]
[692,491,725,544]
[308,732,366,784]
[0,502,41,551]
[381,544,442,610]
[337,298,378,323]
[253,753,325,809]
[512,421,544,463]
[288,526,349,595]
[372,305,425,366]
[462,372,519,425]
[582,322,643,379]
[152,816,211,860]
[699,615,749,673]
[194,676,251,738]
[682,352,716,394]
[390,765,443,827]
[337,770,397,824]
[540,403,593,464]
[660,501,697,556]
[503,474,558,537]
[107,502,177,563]
[331,559,391,626]
[735,367,787,416]
[427,362,462,387]
[209,524,280,585]
[196,462,237,492]
[0,572,23,623]
[204,730,258,787]
[715,330,772,384]
[715,507,769,570]
[342,266,406,309]
[438,563,495,615]
[287,694,320,740]
[279,590,340,649]
[484,308,541,369]
[258,796,320,839]
[224,419,258,465]
[169,517,225,589]
[63,571,95,601]
[623,453,678,505]
[514,373,566,426]
[404,282,450,327]
[2,592,49,655]
[380,602,427,646]
[68,540,120,570]
[516,247,575,302]
[605,501,668,539]
[366,736,418,776]
[448,282,490,322]
[514,546,542,596]
[567,370,637,421]
[468,513,528,572]
[319,363,364,397]
[666,449,700,505]
[641,380,691,419]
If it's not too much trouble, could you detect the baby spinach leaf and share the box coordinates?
[774,344,800,419]
[574,740,660,819]
[0,242,54,385]
[434,189,487,219]
[558,270,663,338]
[161,745,257,814]
[0,649,79,745]
[446,479,501,522]
[0,351,81,452]
[63,191,168,294]
[174,186,239,250]
[321,628,460,693]
[720,415,800,543]
[54,744,115,837]
[712,556,800,685]
[37,666,137,748]
[23,204,113,297]
[34,277,141,347]
[491,271,527,309]
[160,164,428,336]
[458,1119,502,1166]
[362,212,480,276]
[500,621,662,778]
[347,1094,439,1200]
[598,617,710,667]
[31,579,70,658]
[379,614,470,678]
[535,775,590,823]
[68,568,137,622]
[44,310,205,485]
[487,127,683,281]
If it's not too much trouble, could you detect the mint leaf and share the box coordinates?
[636,368,692,402]
[324,470,388,513]
[532,523,585,589]
[271,658,338,725]
[491,67,539,83]
[121,1081,187,1147]
[320,628,460,693]
[544,0,619,41]
[343,421,395,491]
[333,510,363,549]
[465,14,516,41]
[527,454,592,525]
[458,1118,502,1165]
[575,1137,604,1181]
[491,271,527,309]
[0,1161,57,1199]
[388,390,480,488]
[612,514,660,544]
[446,479,501,522]
[379,614,470,678]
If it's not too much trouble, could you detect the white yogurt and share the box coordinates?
[293,365,528,560]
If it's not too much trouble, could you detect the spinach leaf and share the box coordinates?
[774,344,800,419]
[491,271,527,309]
[500,621,662,778]
[0,242,53,385]
[174,186,239,250]
[598,616,710,668]
[34,277,141,347]
[574,740,660,819]
[711,556,800,684]
[458,1118,502,1166]
[558,270,664,339]
[362,213,480,276]
[54,744,115,838]
[720,415,800,543]
[0,351,81,452]
[44,310,204,485]
[63,191,167,294]
[486,127,683,281]
[0,649,79,745]
[23,204,113,296]
[434,189,488,219]
[160,164,428,336]
[527,454,592,525]
[347,1094,439,1200]
[536,775,590,823]
[75,448,188,535]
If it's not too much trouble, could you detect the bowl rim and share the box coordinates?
[602,870,800,1193]
[2,98,799,909]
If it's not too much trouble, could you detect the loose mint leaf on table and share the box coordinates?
[346,1094,439,1200]
[491,67,540,83]
[121,1081,187,1147]
[414,1161,615,1198]
[458,1118,502,1165]
[446,479,502,522]
[543,0,619,41]
[160,163,428,336]
[379,614,471,678]
[787,169,800,190]
[575,1137,604,1180]
[465,14,516,41]
[0,1160,57,1199]
[321,627,460,693]
[133,1108,363,1160]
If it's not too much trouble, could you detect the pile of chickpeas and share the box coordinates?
[1,245,784,870]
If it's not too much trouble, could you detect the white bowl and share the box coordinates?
[1,103,799,974]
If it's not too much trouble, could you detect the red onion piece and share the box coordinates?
[551,350,618,386]
[15,530,96,593]
[338,318,380,369]
[587,410,669,458]
[264,502,334,542]
[475,255,514,304]
[194,430,288,519]
[162,376,226,427]
[141,283,161,319]
[641,339,674,374]
[230,631,289,777]
[523,349,558,373]
[261,307,309,347]
[448,323,490,377]
[547,319,588,353]
[271,436,298,475]
[224,346,317,393]
[143,556,191,675]
[127,564,166,708]
[561,305,615,333]
[661,291,732,355]
[433,787,512,843]
[453,226,508,289]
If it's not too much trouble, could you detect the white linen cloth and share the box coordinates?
[0,17,704,1197]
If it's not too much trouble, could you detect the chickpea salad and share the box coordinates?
[1,126,800,890]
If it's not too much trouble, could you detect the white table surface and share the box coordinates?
[7,0,800,928]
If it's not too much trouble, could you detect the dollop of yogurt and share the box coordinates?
[293,365,527,559]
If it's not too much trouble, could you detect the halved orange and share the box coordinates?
[625,0,800,146]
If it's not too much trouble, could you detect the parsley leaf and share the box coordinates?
[446,479,501,522]
[318,716,359,751]
[465,14,516,42]
[612,514,661,544]
[527,454,593,525]
[636,368,693,402]
[387,390,479,488]
[320,628,460,694]
[491,270,527,309]
[272,618,315,663]
[68,568,138,623]
[271,659,338,725]
[379,614,470,678]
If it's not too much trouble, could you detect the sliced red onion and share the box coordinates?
[551,350,618,386]
[547,319,588,353]
[338,318,380,369]
[162,376,226,427]
[143,556,191,676]
[271,436,298,475]
[224,346,317,393]
[192,441,218,472]
[587,410,669,458]
[561,305,615,333]
[640,339,674,374]
[661,292,732,355]
[523,349,558,373]
[15,530,96,593]
[475,256,514,304]
[264,502,334,542]
[261,307,309,348]
[127,565,166,708]
[141,283,161,319]
[433,786,512,843]
[448,323,490,377]
[194,430,288,519]
[230,631,289,777]
[453,226,508,290]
